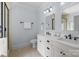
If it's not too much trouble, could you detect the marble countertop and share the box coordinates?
[38,34,79,48]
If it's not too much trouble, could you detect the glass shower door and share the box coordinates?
[0,2,9,38]
[0,2,1,37]
[4,2,9,38]
[0,2,3,38]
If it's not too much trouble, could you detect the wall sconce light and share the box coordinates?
[43,7,53,14]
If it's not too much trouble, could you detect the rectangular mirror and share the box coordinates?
[46,14,55,30]
[61,2,79,31]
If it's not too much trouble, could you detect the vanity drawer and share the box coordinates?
[45,39,52,45]
[45,45,52,57]
[52,42,78,57]
[52,46,63,57]
[45,52,52,57]
[45,45,51,51]
[69,50,79,57]
[52,46,69,57]
[53,41,67,50]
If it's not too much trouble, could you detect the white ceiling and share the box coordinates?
[63,3,79,14]
[14,2,79,14]
[18,2,46,8]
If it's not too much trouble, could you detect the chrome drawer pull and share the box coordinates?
[40,41,41,42]
[47,47,50,50]
[47,40,50,43]
[60,51,63,54]
[60,51,66,55]
[63,53,66,55]
[46,56,48,57]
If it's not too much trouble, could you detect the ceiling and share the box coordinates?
[18,2,47,8]
[63,3,79,14]
[13,2,79,14]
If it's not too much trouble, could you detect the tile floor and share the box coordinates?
[9,45,42,57]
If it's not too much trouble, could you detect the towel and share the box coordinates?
[24,22,31,29]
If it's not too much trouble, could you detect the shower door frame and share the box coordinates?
[1,2,9,52]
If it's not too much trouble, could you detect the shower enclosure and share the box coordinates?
[0,2,9,56]
[0,2,9,38]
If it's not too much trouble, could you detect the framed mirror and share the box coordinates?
[45,13,55,30]
[61,2,79,31]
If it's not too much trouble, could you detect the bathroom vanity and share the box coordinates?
[37,2,79,57]
[37,32,79,57]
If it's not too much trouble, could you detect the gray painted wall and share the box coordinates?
[0,2,1,25]
[10,2,62,48]
[11,3,39,48]
[39,2,55,33]
[39,2,62,32]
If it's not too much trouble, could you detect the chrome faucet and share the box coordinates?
[74,37,79,40]
[68,34,72,39]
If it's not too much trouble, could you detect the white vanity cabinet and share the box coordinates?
[52,46,64,57]
[45,36,52,57]
[53,41,79,57]
[37,34,52,57]
[37,34,79,57]
[52,42,70,57]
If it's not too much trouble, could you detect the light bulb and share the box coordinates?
[50,7,53,12]
[43,11,46,14]
[46,10,49,13]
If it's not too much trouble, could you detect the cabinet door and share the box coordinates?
[37,44,45,57]
[52,46,64,57]
[37,35,46,57]
[45,36,52,45]
[52,42,75,57]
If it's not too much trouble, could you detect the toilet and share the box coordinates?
[30,39,37,48]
